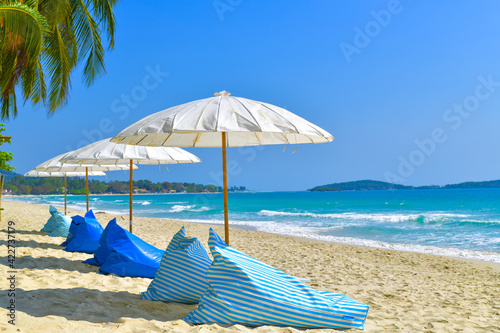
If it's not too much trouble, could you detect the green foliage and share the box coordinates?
[4,183,17,192]
[0,0,119,119]
[229,185,247,192]
[0,123,14,171]
[0,1,49,118]
[3,171,226,195]
[0,151,14,171]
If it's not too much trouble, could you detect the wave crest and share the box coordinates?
[258,210,467,223]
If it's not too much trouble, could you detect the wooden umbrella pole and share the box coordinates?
[86,167,89,212]
[222,132,229,245]
[129,159,133,233]
[64,174,67,215]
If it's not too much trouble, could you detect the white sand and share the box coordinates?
[1,201,499,332]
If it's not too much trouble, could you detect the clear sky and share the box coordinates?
[6,1,500,191]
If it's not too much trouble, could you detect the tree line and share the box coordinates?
[3,173,248,195]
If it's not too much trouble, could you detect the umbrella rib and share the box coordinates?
[171,100,205,133]
[161,133,173,147]
[232,98,265,131]
[135,134,149,146]
[280,132,291,145]
[194,133,202,147]
[193,99,214,131]
[254,132,263,145]
[214,95,222,132]
[258,102,301,134]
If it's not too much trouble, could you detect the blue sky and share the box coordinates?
[6,1,500,191]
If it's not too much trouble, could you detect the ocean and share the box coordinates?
[7,188,500,263]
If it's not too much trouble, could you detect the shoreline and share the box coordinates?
[5,196,500,265]
[3,190,262,197]
[1,200,499,332]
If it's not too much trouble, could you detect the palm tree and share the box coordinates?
[0,0,119,119]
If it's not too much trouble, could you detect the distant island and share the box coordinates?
[308,179,500,192]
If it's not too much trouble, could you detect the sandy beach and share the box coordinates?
[1,200,499,332]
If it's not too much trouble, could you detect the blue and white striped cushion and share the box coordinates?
[141,227,212,304]
[41,205,60,233]
[48,212,72,238]
[184,229,369,330]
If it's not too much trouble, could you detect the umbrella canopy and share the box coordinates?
[25,170,106,177]
[25,170,106,214]
[34,152,136,172]
[60,138,201,165]
[33,152,137,212]
[60,138,201,233]
[111,90,333,147]
[112,91,333,244]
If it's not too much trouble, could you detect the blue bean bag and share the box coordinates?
[184,229,369,330]
[141,227,212,304]
[41,206,71,238]
[83,218,115,266]
[41,205,61,233]
[60,215,85,247]
[64,210,104,253]
[83,218,164,278]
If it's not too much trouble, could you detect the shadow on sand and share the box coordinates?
[0,255,97,274]
[0,239,65,250]
[15,287,197,324]
[0,229,48,236]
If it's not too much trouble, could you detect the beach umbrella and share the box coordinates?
[111,90,333,244]
[33,152,136,212]
[25,170,106,215]
[60,138,201,233]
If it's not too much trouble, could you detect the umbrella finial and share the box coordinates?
[214,90,231,97]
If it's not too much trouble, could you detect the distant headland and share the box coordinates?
[308,179,500,192]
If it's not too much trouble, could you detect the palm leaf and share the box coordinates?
[0,89,16,120]
[21,58,46,104]
[0,2,47,119]
[44,25,71,112]
[72,0,105,87]
[0,0,119,118]
[89,0,118,49]
[0,3,47,61]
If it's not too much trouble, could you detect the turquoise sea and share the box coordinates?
[8,188,500,263]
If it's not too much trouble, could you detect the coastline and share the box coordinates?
[1,200,499,332]
[3,190,261,197]
[5,194,500,265]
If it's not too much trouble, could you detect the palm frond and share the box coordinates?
[0,91,17,120]
[0,0,119,118]
[21,58,46,104]
[0,3,47,60]
[44,25,71,112]
[88,0,118,50]
[0,50,19,96]
[72,0,105,87]
[0,2,47,119]
[23,0,39,9]
[37,0,71,29]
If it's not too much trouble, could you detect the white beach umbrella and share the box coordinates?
[60,138,201,233]
[25,170,106,177]
[24,170,106,215]
[33,152,137,212]
[111,91,334,244]
[34,152,134,172]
